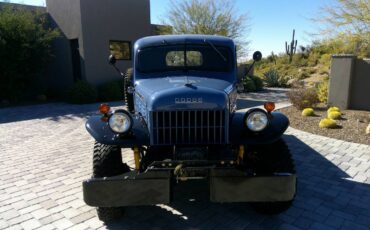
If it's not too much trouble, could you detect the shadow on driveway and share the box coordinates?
[102,135,370,229]
[0,101,123,124]
[0,88,289,124]
[237,88,289,109]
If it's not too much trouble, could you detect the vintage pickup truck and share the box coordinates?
[83,35,296,221]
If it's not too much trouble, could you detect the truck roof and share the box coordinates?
[135,34,235,50]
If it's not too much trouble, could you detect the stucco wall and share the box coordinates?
[79,0,151,86]
[328,55,355,109]
[46,0,151,89]
[46,0,84,91]
[329,55,370,111]
[349,59,370,110]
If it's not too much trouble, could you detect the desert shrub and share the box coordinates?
[316,80,329,103]
[307,52,320,67]
[67,81,98,104]
[319,69,329,75]
[292,55,308,67]
[98,80,123,102]
[263,69,288,87]
[302,108,314,116]
[319,118,337,128]
[319,54,332,66]
[328,111,341,120]
[0,6,59,103]
[243,76,256,92]
[308,68,317,75]
[298,71,310,80]
[250,76,263,91]
[287,87,319,109]
[36,94,47,102]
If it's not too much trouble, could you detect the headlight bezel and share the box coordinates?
[244,108,269,132]
[108,110,133,134]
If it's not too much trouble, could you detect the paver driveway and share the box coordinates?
[1,89,370,230]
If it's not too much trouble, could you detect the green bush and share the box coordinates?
[250,76,263,91]
[36,94,47,102]
[307,52,320,67]
[98,81,123,102]
[319,54,332,66]
[67,81,98,104]
[298,71,310,80]
[0,6,59,103]
[308,68,317,75]
[316,80,329,103]
[292,55,308,67]
[243,77,256,92]
[286,87,319,110]
[263,69,288,87]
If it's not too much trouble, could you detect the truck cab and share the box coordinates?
[133,35,237,145]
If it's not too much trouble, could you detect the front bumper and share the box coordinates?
[83,164,296,207]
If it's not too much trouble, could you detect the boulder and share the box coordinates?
[366,124,370,135]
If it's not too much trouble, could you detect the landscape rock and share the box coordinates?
[366,124,370,135]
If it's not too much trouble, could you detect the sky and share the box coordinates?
[2,0,337,59]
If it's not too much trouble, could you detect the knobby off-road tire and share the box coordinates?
[124,68,134,113]
[246,139,296,214]
[93,142,130,222]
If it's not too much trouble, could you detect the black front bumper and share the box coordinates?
[83,164,296,207]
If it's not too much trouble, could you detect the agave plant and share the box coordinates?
[263,69,288,87]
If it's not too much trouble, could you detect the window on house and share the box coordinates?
[109,41,131,60]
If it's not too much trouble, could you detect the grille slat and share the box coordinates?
[152,110,226,145]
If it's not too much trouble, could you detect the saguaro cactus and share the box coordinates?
[285,29,298,63]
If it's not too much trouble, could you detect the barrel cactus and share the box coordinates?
[319,118,337,129]
[302,108,314,116]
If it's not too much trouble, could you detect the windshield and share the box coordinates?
[137,45,233,73]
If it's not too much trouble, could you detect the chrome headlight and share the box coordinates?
[246,110,268,132]
[108,110,132,133]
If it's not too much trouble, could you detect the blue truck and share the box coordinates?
[83,35,296,221]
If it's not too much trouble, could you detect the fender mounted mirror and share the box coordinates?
[109,55,117,65]
[253,51,262,62]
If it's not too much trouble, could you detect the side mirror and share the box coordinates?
[245,51,263,76]
[253,51,262,62]
[109,54,117,65]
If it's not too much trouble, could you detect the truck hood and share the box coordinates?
[135,76,232,111]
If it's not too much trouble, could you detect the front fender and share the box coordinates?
[85,115,150,147]
[229,111,289,145]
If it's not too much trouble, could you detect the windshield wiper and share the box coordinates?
[204,39,227,62]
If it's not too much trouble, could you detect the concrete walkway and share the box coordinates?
[0,90,369,230]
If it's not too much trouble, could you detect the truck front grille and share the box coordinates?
[151,110,226,145]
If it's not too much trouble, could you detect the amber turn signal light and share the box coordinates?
[99,103,110,115]
[264,102,275,112]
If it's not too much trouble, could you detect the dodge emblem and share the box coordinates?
[175,98,203,104]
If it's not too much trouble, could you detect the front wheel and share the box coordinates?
[92,142,130,222]
[124,68,134,113]
[245,139,296,214]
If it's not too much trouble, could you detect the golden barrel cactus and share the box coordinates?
[319,118,337,128]
[302,108,314,116]
[328,111,341,120]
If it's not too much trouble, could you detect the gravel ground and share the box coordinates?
[279,105,370,145]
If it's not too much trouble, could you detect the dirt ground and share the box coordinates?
[279,105,370,145]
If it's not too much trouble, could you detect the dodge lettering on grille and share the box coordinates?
[175,98,203,104]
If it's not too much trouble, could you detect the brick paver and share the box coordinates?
[1,90,370,229]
